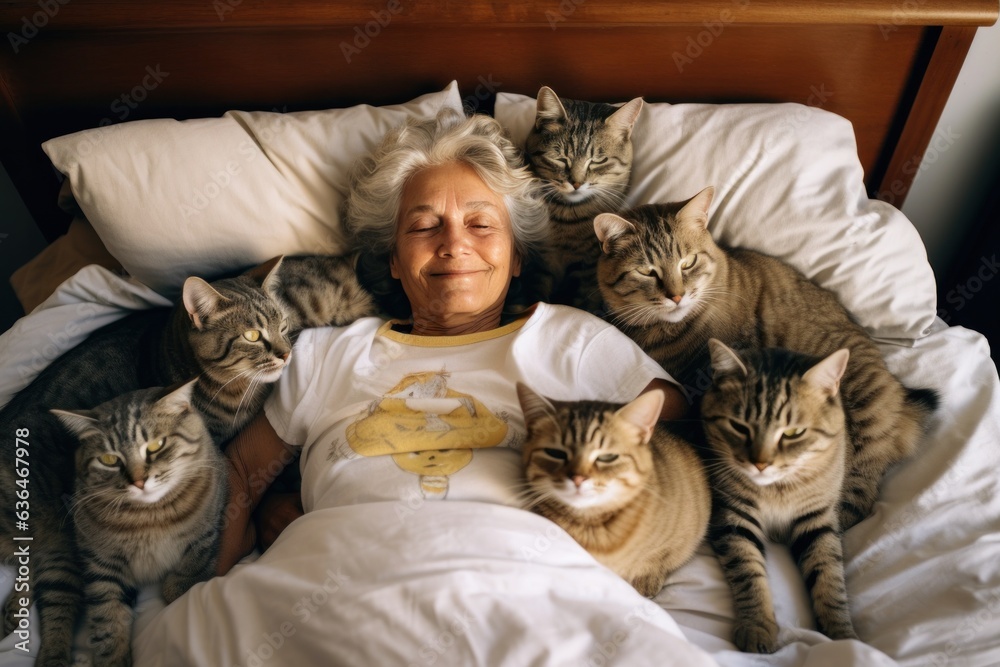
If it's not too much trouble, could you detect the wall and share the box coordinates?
[901,22,1000,278]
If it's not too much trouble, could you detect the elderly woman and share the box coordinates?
[215,110,688,570]
[132,111,707,666]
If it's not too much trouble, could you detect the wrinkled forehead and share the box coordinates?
[400,162,507,217]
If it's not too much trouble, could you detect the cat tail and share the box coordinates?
[901,386,941,441]
[904,386,940,419]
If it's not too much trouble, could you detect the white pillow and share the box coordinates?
[496,93,937,341]
[43,82,464,295]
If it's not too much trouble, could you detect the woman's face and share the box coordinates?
[391,161,521,324]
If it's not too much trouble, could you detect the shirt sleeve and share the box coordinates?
[263,329,322,448]
[520,304,680,404]
[578,323,677,404]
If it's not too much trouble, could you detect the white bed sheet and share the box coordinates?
[1,267,998,667]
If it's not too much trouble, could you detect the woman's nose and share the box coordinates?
[437,221,471,256]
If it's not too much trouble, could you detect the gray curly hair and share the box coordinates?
[345,109,549,316]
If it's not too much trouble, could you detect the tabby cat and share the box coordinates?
[276,253,377,332]
[594,187,939,529]
[521,86,643,313]
[701,340,856,652]
[517,383,710,597]
[0,253,373,665]
[51,380,225,667]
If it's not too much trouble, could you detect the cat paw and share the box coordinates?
[161,574,199,604]
[733,619,779,653]
[821,619,859,641]
[89,637,132,667]
[838,507,864,531]
[631,573,667,598]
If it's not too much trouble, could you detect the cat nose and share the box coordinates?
[280,351,290,362]
[571,474,588,488]
[754,462,769,472]
[132,478,146,490]
[571,181,583,189]
[670,295,683,304]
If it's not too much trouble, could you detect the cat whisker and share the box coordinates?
[608,302,664,329]
[209,367,258,405]
[232,370,266,429]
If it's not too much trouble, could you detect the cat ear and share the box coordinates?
[708,338,748,377]
[802,349,850,397]
[516,382,559,429]
[156,379,198,416]
[594,213,636,254]
[182,277,227,330]
[615,390,664,444]
[607,97,644,139]
[245,255,284,294]
[50,409,100,438]
[676,186,715,230]
[535,86,568,130]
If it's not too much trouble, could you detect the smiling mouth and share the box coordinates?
[430,269,486,278]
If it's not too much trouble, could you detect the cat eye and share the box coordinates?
[595,454,619,463]
[590,156,608,166]
[243,329,261,342]
[98,453,119,467]
[728,420,751,438]
[147,438,165,453]
[680,254,698,271]
[782,427,806,438]
[543,448,569,461]
[636,266,657,278]
[279,320,289,334]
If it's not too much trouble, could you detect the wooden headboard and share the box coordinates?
[1,0,997,243]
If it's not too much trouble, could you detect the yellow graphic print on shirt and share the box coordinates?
[346,370,508,499]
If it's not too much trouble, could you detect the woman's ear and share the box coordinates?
[389,252,399,280]
[512,250,522,277]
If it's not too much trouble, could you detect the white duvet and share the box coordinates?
[1,266,999,667]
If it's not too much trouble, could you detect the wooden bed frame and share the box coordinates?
[1,0,997,243]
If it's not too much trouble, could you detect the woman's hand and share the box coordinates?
[253,491,304,552]
[216,411,296,576]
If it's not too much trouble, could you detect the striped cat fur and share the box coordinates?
[0,253,374,666]
[521,86,643,313]
[517,383,710,597]
[594,188,938,531]
[701,341,856,652]
[53,381,226,667]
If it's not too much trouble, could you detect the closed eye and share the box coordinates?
[543,448,568,461]
[782,427,806,439]
[590,156,608,166]
[595,453,619,463]
[728,419,751,439]
[635,266,657,278]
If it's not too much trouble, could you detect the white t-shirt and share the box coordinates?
[264,303,672,514]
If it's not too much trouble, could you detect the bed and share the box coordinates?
[1,1,999,665]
